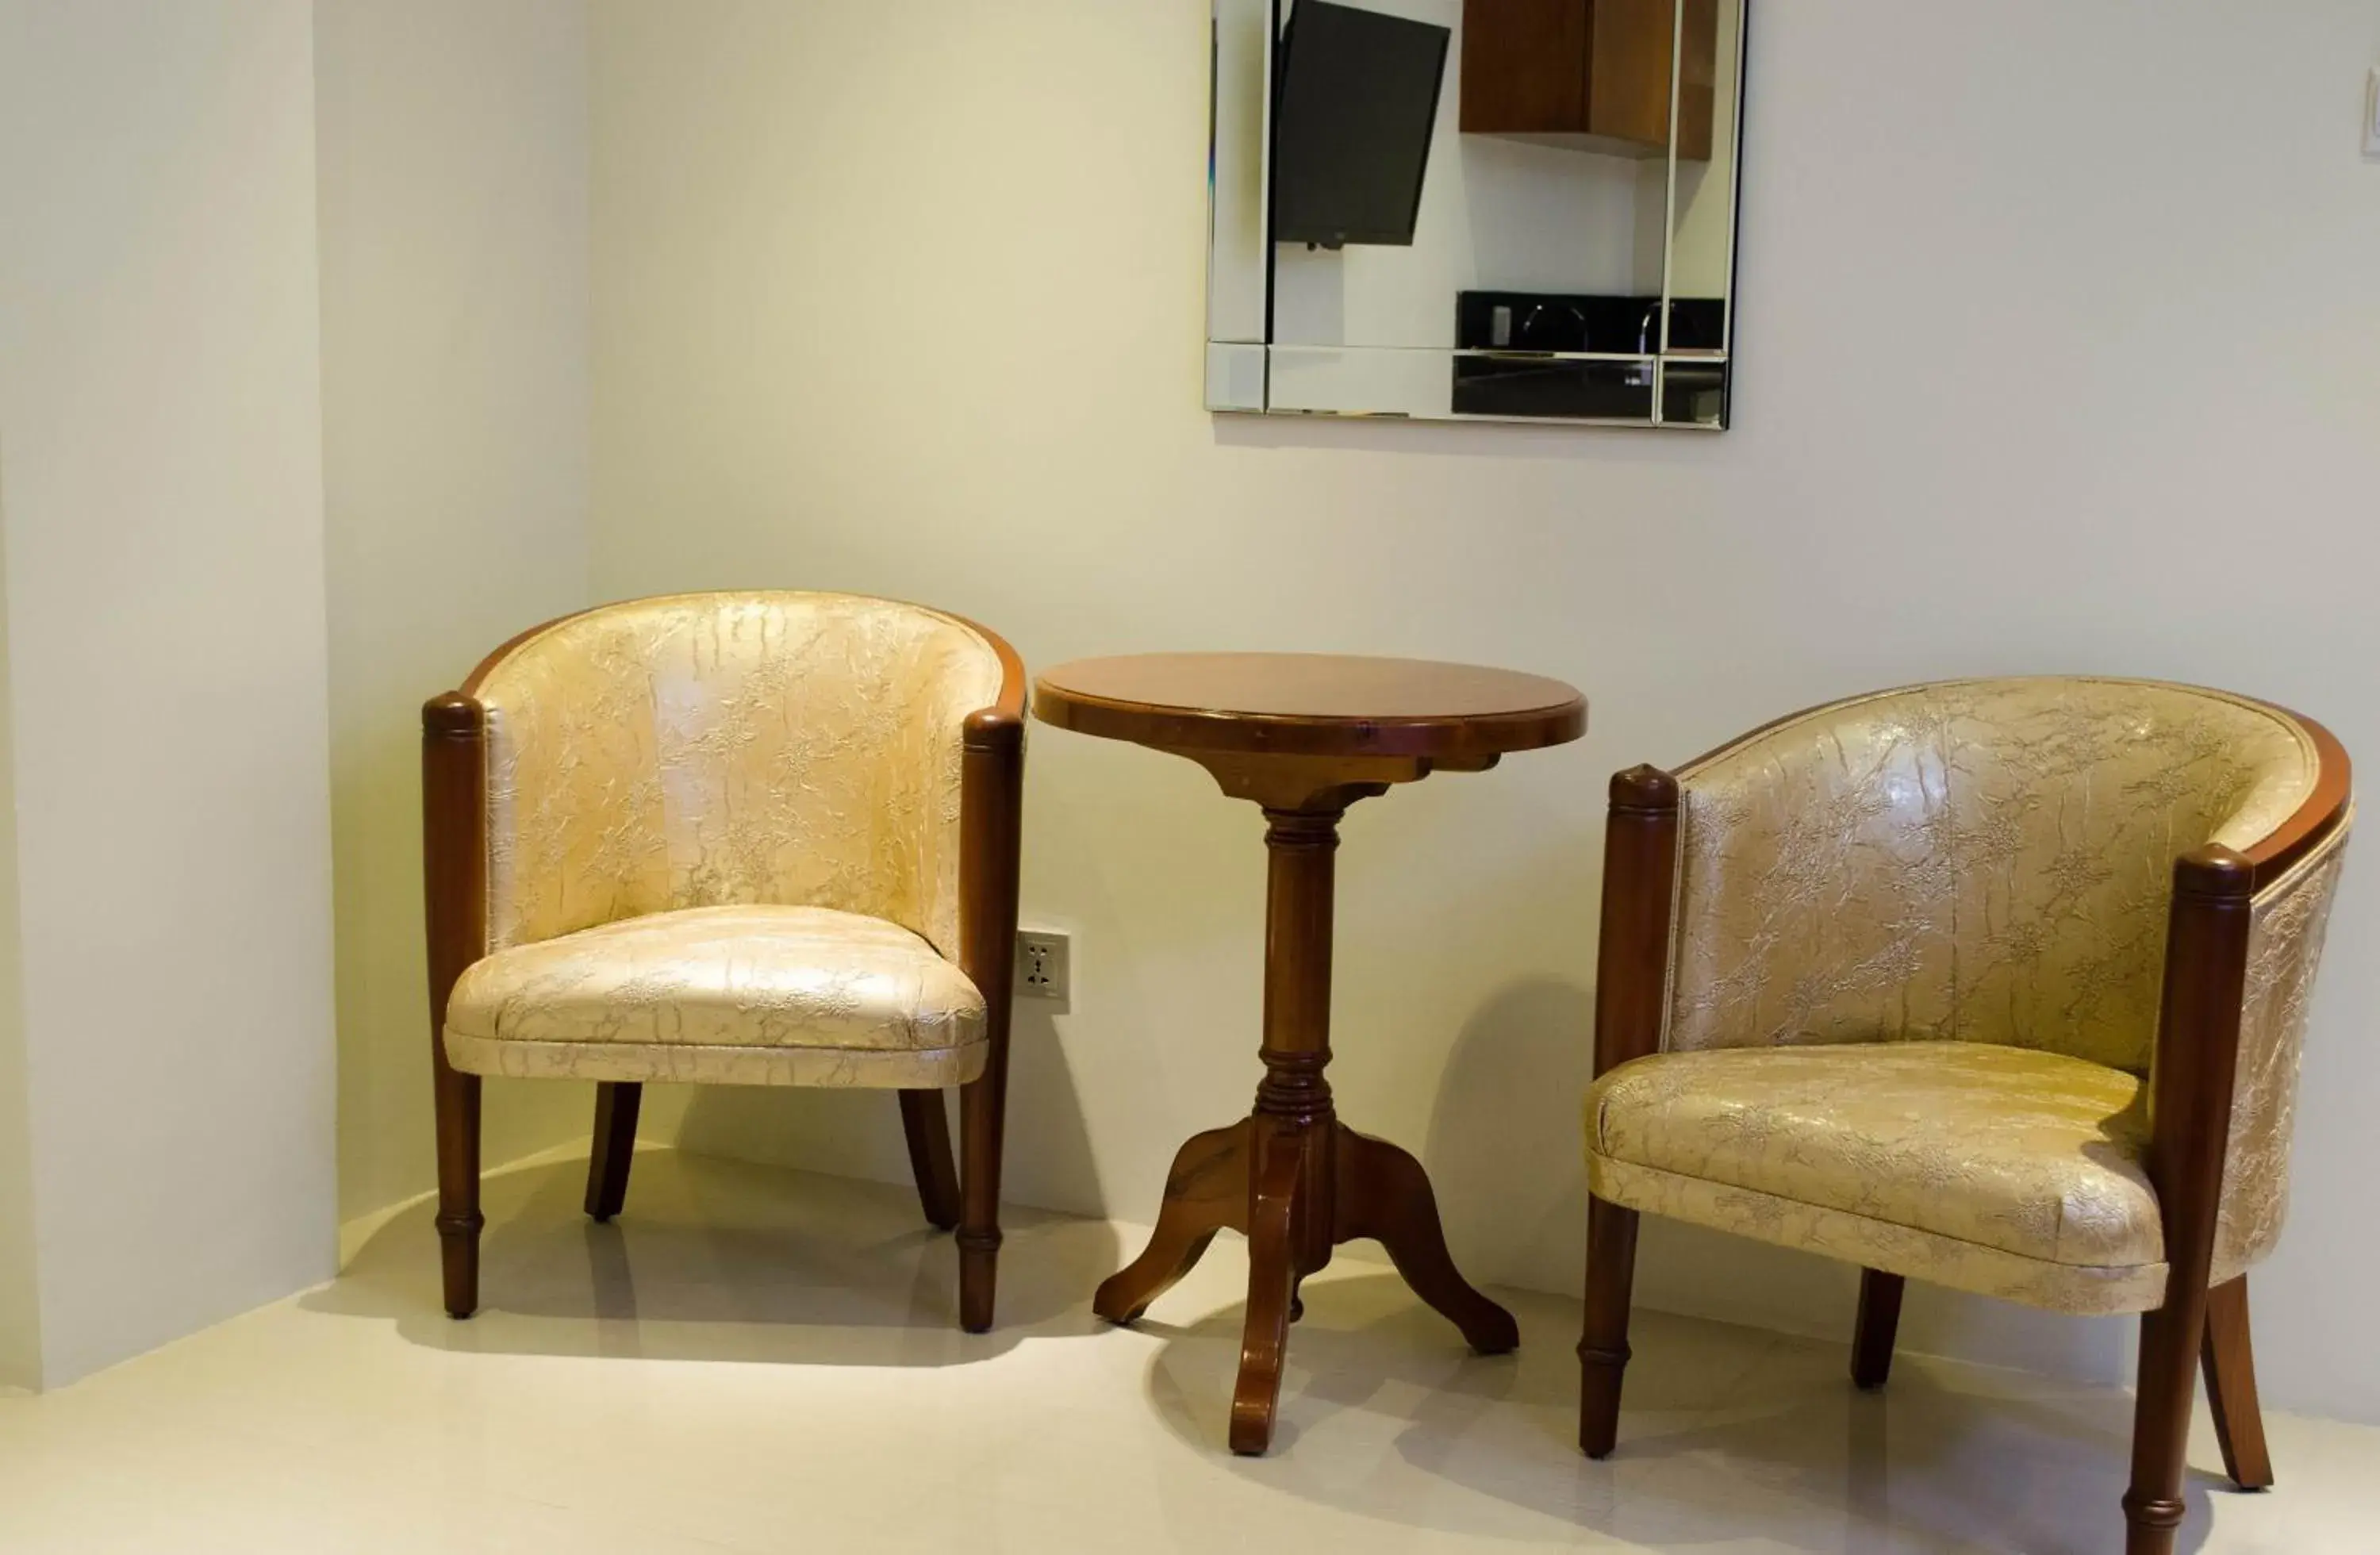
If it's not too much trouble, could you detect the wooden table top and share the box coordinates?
[1033,652,1586,762]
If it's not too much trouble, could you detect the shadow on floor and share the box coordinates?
[307,1146,2250,1553]
[303,1146,1123,1369]
[1128,1264,2233,1555]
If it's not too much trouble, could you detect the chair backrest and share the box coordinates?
[1664,678,2328,1074]
[466,591,1010,958]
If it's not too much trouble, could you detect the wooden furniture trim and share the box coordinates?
[1850,1269,1905,1392]
[422,591,1027,1330]
[1032,666,1584,764]
[1052,658,1576,1453]
[2235,706,2349,881]
[1090,791,1522,1456]
[2201,1275,2275,1491]
[954,693,1026,1331]
[420,690,488,1318]
[1588,765,1682,1081]
[1577,763,1679,1457]
[2124,843,2259,1548]
[585,1081,642,1223]
[1583,684,2347,1555]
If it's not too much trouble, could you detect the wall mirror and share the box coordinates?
[1207,0,1747,428]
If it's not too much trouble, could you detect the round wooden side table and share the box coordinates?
[1033,652,1587,1455]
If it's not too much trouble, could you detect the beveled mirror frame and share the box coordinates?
[1206,0,1749,428]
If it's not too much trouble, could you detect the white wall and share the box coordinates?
[0,0,338,1386]
[582,0,2379,1424]
[314,0,596,1227]
[0,528,36,1392]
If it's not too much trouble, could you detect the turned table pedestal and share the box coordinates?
[1032,653,1586,1455]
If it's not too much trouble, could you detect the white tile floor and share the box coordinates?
[1,1148,2372,1553]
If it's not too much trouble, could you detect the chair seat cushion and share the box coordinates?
[1586,1042,2171,1315]
[443,904,987,1089]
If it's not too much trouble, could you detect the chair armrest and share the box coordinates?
[1591,765,1682,1081]
[958,708,1026,1016]
[2148,711,2351,1292]
[2144,847,2256,1302]
[421,693,489,1051]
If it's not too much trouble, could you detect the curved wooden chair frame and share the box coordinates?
[420,593,1026,1332]
[1577,684,2350,1555]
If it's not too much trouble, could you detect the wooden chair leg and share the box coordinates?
[1578,1195,1641,1459]
[432,1064,483,1319]
[1852,1269,1905,1392]
[2202,1275,2274,1491]
[584,1081,642,1223]
[2121,844,2258,1553]
[956,1057,1010,1333]
[2125,1288,2215,1555]
[897,1089,961,1232]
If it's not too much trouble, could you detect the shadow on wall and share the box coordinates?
[328,713,597,1223]
[1420,977,1598,1298]
[662,1000,1106,1221]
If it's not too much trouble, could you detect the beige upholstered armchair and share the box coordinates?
[1576,678,2350,1555]
[421,592,1025,1330]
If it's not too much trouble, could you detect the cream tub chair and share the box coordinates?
[422,592,1024,1331]
[1576,678,2350,1555]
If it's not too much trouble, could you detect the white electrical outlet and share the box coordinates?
[2367,68,2380,156]
[1015,930,1071,1002]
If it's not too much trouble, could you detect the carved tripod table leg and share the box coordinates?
[1093,796,1518,1457]
[1094,1121,1250,1324]
[1230,1135,1307,1455]
[1336,1125,1519,1354]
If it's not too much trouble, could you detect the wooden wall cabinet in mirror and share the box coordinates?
[1461,0,1716,160]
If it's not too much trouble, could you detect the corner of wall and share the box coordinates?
[0,443,44,1393]
[317,0,600,1232]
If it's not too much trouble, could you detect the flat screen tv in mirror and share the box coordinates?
[1206,0,1748,429]
[1270,2,1452,249]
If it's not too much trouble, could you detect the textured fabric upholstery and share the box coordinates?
[445,904,988,1088]
[473,592,1006,958]
[1602,678,2347,1311]
[1668,678,2318,1071]
[2214,819,2351,1282]
[449,592,1007,1090]
[1587,1042,2169,1315]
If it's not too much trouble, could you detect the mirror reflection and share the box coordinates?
[1207,0,1746,428]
